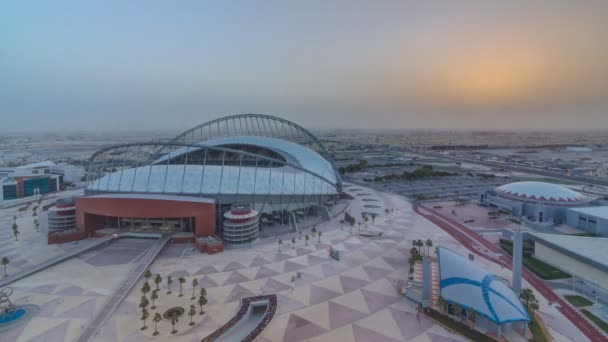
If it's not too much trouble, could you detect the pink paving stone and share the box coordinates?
[321,262,347,277]
[283,313,328,341]
[169,269,190,278]
[58,298,97,319]
[249,256,270,267]
[296,247,311,256]
[389,307,434,340]
[306,254,328,265]
[195,265,218,275]
[273,253,293,262]
[223,271,250,285]
[276,293,307,314]
[54,285,84,296]
[224,284,256,303]
[359,247,382,259]
[352,323,403,342]
[283,260,307,272]
[382,255,405,268]
[0,317,28,341]
[37,299,61,317]
[294,271,323,285]
[328,301,368,329]
[26,321,70,342]
[27,284,57,294]
[82,290,105,297]
[263,278,292,293]
[339,275,370,293]
[198,275,218,288]
[223,261,245,272]
[309,284,342,305]
[343,242,363,251]
[359,288,398,313]
[428,332,464,342]
[254,265,280,279]
[361,265,392,280]
[344,256,367,267]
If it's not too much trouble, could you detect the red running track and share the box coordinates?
[414,204,607,342]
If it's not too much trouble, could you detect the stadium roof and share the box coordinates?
[568,206,608,220]
[530,233,608,271]
[154,136,337,185]
[16,161,57,169]
[495,181,587,204]
[437,247,530,324]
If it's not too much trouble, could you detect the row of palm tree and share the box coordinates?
[141,270,208,335]
[1,257,9,277]
[411,239,434,256]
[278,230,322,252]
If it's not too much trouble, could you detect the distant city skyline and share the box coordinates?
[2,1,608,132]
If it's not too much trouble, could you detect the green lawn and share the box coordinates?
[425,309,496,342]
[565,295,593,307]
[582,309,608,334]
[529,317,549,342]
[499,241,571,280]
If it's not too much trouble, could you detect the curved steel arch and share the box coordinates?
[166,114,342,191]
[86,141,340,195]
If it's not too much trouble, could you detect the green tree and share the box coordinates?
[139,295,149,311]
[188,304,196,326]
[171,316,179,334]
[318,231,322,243]
[166,276,173,294]
[140,308,149,330]
[152,312,162,336]
[141,282,151,296]
[151,290,158,309]
[12,223,19,241]
[191,278,199,300]
[34,219,40,232]
[425,239,433,256]
[154,274,162,291]
[144,269,152,282]
[278,239,282,252]
[198,288,208,314]
[1,257,9,277]
[305,234,309,246]
[451,302,462,317]
[178,277,186,297]
[291,237,296,249]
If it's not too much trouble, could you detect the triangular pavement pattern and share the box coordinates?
[255,265,280,279]
[309,284,342,305]
[264,278,292,293]
[223,271,250,285]
[352,323,403,342]
[224,284,256,303]
[332,290,370,314]
[25,320,70,342]
[195,265,218,275]
[328,301,368,329]
[339,275,370,293]
[361,265,392,280]
[249,256,270,267]
[360,288,398,313]
[57,298,97,319]
[315,275,345,294]
[306,253,328,265]
[273,252,293,262]
[283,313,328,341]
[198,275,218,288]
[295,301,331,330]
[27,284,57,294]
[389,306,434,340]
[53,285,83,296]
[276,293,307,315]
[284,259,308,273]
[223,261,245,272]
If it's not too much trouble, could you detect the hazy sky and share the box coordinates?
[2,1,608,132]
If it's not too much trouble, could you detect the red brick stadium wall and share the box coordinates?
[75,197,216,237]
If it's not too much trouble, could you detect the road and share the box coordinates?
[414,204,608,342]
[417,151,608,187]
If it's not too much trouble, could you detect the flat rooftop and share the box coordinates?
[569,206,608,220]
[531,233,608,269]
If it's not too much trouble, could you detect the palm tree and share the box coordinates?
[171,316,179,334]
[166,276,173,294]
[12,223,19,241]
[318,231,322,243]
[144,269,152,282]
[1,257,9,277]
[198,288,208,314]
[178,277,185,297]
[305,235,309,246]
[191,278,199,300]
[154,274,162,291]
[139,295,149,310]
[437,296,445,312]
[452,302,462,318]
[140,308,149,330]
[34,219,40,232]
[291,237,296,249]
[152,312,162,336]
[416,240,424,254]
[278,239,282,252]
[425,239,433,256]
[188,304,196,326]
[141,282,151,296]
[151,290,158,309]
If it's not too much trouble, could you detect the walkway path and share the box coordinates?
[415,204,608,342]
[75,235,170,342]
[0,236,114,288]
